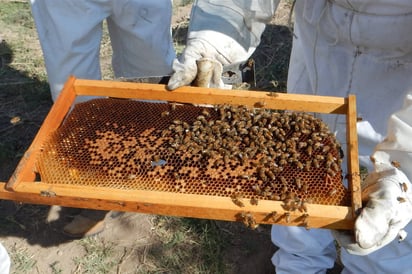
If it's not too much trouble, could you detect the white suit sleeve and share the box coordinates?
[167,0,280,90]
[189,0,280,63]
[372,93,412,179]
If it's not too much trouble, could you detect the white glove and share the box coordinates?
[356,163,412,249]
[167,32,250,90]
[167,0,275,90]
[335,157,412,255]
[167,38,225,89]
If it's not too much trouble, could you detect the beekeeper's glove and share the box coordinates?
[335,151,412,255]
[167,0,276,90]
[167,34,249,89]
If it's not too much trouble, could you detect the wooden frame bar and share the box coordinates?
[0,76,361,230]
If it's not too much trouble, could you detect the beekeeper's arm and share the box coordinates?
[338,94,412,255]
[167,0,280,90]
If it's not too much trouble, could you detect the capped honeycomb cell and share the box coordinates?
[36,98,349,207]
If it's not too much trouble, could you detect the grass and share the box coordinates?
[73,237,116,274]
[0,0,291,273]
[147,217,228,273]
[9,244,37,274]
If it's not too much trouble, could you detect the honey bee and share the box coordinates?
[331,162,340,173]
[322,145,331,153]
[240,174,251,180]
[201,109,211,117]
[252,184,262,195]
[298,141,307,149]
[266,169,276,180]
[306,145,313,156]
[401,182,408,192]
[304,160,312,171]
[281,184,288,194]
[312,158,320,169]
[316,154,325,161]
[301,182,309,193]
[271,194,281,201]
[301,213,309,229]
[328,188,337,197]
[246,213,259,229]
[231,192,245,207]
[299,201,308,213]
[326,168,336,177]
[250,197,259,205]
[171,102,177,111]
[295,178,302,189]
[397,197,406,203]
[40,190,56,197]
[161,129,170,137]
[313,142,322,150]
[283,199,298,211]
[267,211,277,222]
[284,212,291,223]
[296,161,304,170]
[391,160,401,169]
[255,101,266,108]
[238,212,259,229]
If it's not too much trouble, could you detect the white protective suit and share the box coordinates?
[30,0,175,102]
[168,0,412,273]
[0,243,10,274]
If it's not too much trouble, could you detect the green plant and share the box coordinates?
[49,261,63,274]
[145,216,228,274]
[9,244,37,274]
[73,237,116,274]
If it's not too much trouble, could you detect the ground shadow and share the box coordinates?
[0,38,84,246]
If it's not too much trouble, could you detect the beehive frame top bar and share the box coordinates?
[0,76,361,230]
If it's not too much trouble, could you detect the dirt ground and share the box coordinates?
[0,1,343,273]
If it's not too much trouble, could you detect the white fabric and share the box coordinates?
[280,0,412,272]
[271,226,337,273]
[167,0,279,90]
[0,243,10,274]
[334,163,412,256]
[184,0,412,272]
[30,0,175,102]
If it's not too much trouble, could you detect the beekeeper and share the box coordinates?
[30,0,175,237]
[31,0,175,102]
[0,243,10,274]
[168,0,412,272]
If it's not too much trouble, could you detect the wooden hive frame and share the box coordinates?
[0,76,361,230]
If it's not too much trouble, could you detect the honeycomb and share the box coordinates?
[36,98,350,207]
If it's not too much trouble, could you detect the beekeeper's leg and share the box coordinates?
[30,0,110,101]
[0,243,10,274]
[60,1,174,237]
[108,0,175,78]
[271,226,337,273]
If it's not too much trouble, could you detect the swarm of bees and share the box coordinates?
[162,104,345,202]
[158,103,348,228]
[164,105,341,172]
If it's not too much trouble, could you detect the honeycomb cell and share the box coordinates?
[36,98,349,206]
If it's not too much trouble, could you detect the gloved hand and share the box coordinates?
[167,0,275,90]
[335,155,412,255]
[167,33,249,90]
